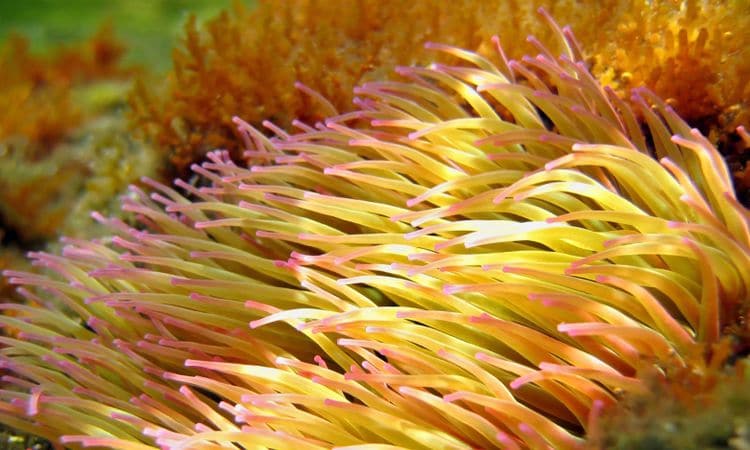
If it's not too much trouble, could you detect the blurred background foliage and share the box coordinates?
[0,0,249,71]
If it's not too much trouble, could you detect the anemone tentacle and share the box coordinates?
[1,13,748,450]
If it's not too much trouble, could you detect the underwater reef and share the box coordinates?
[3,0,749,273]
[132,0,750,183]
[1,1,750,449]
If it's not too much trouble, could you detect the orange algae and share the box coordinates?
[0,25,145,245]
[131,0,750,176]
[0,24,133,154]
[588,344,750,449]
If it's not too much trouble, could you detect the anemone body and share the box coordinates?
[2,14,749,450]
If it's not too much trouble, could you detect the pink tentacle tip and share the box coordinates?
[496,431,521,450]
[27,388,43,416]
[469,312,493,324]
[509,377,527,390]
[273,259,292,268]
[314,355,328,369]
[394,310,412,319]
[142,427,162,438]
[324,398,347,407]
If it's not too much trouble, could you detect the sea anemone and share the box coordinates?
[131,0,750,178]
[2,11,749,449]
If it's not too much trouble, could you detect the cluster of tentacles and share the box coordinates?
[1,16,748,450]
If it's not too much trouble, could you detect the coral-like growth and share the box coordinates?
[0,24,132,154]
[130,0,750,178]
[589,350,750,449]
[3,14,750,449]
[0,25,153,247]
[589,0,750,122]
